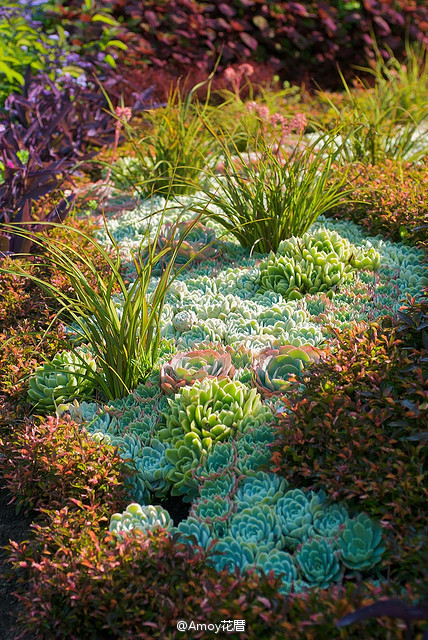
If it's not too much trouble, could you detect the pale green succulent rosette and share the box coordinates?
[228,504,284,550]
[172,309,197,333]
[109,503,172,537]
[252,344,322,397]
[296,537,343,589]
[28,350,97,413]
[275,489,324,550]
[234,471,288,511]
[259,228,380,300]
[199,473,238,501]
[313,503,349,537]
[339,513,386,571]
[164,432,207,499]
[254,549,298,594]
[160,349,235,395]
[209,536,257,573]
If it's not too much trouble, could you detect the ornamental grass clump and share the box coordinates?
[27,349,97,413]
[191,126,354,253]
[0,213,205,400]
[160,348,235,394]
[252,344,322,397]
[258,228,380,300]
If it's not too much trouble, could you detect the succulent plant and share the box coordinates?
[138,220,221,276]
[109,503,172,537]
[296,537,343,589]
[164,432,208,499]
[175,516,217,551]
[160,349,235,395]
[194,441,237,482]
[252,344,322,397]
[235,424,276,473]
[133,439,173,498]
[275,489,324,550]
[255,549,298,593]
[228,504,283,550]
[27,350,97,413]
[172,310,197,333]
[259,228,380,300]
[190,496,235,537]
[199,473,237,501]
[234,471,288,511]
[338,513,386,571]
[313,503,349,537]
[159,378,268,450]
[209,536,257,573]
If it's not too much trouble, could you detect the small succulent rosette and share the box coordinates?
[109,503,172,537]
[252,344,322,397]
[160,348,235,394]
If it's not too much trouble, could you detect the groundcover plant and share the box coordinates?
[0,9,427,638]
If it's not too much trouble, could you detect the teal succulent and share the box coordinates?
[252,344,322,397]
[194,441,237,482]
[234,471,288,511]
[109,503,172,536]
[28,350,97,412]
[159,378,267,450]
[190,496,234,537]
[235,424,275,473]
[160,349,235,395]
[164,432,208,499]
[296,537,343,589]
[175,516,217,551]
[255,549,298,593]
[338,513,386,571]
[313,503,349,537]
[275,489,324,550]
[228,504,283,550]
[209,536,256,573]
[199,473,237,501]
[133,439,173,498]
[259,228,380,300]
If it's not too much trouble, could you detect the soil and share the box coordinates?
[0,481,35,640]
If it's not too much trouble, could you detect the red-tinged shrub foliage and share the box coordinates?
[272,296,428,588]
[330,160,428,249]
[7,505,423,640]
[106,0,428,88]
[0,416,130,514]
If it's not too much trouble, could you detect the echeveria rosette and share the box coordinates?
[28,350,97,413]
[133,438,173,498]
[254,549,298,595]
[338,513,386,571]
[199,473,238,501]
[164,432,207,500]
[159,378,268,450]
[234,471,288,512]
[193,442,237,483]
[160,349,235,395]
[275,489,324,550]
[235,424,275,474]
[252,344,322,397]
[172,310,197,333]
[313,503,349,537]
[209,536,257,573]
[175,516,217,551]
[109,503,172,537]
[295,537,343,589]
[190,496,235,537]
[228,504,284,551]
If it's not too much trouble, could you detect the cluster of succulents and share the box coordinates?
[28,350,97,413]
[160,349,235,394]
[252,344,322,397]
[138,219,221,276]
[258,228,381,300]
[157,377,272,498]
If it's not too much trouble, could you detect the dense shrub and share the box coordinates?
[0,415,130,513]
[330,160,428,248]
[272,296,428,588]
[108,0,428,86]
[7,504,424,640]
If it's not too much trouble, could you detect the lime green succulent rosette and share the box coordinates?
[109,503,173,537]
[252,344,322,397]
[259,228,380,300]
[160,349,235,395]
[27,350,97,413]
[338,513,386,571]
